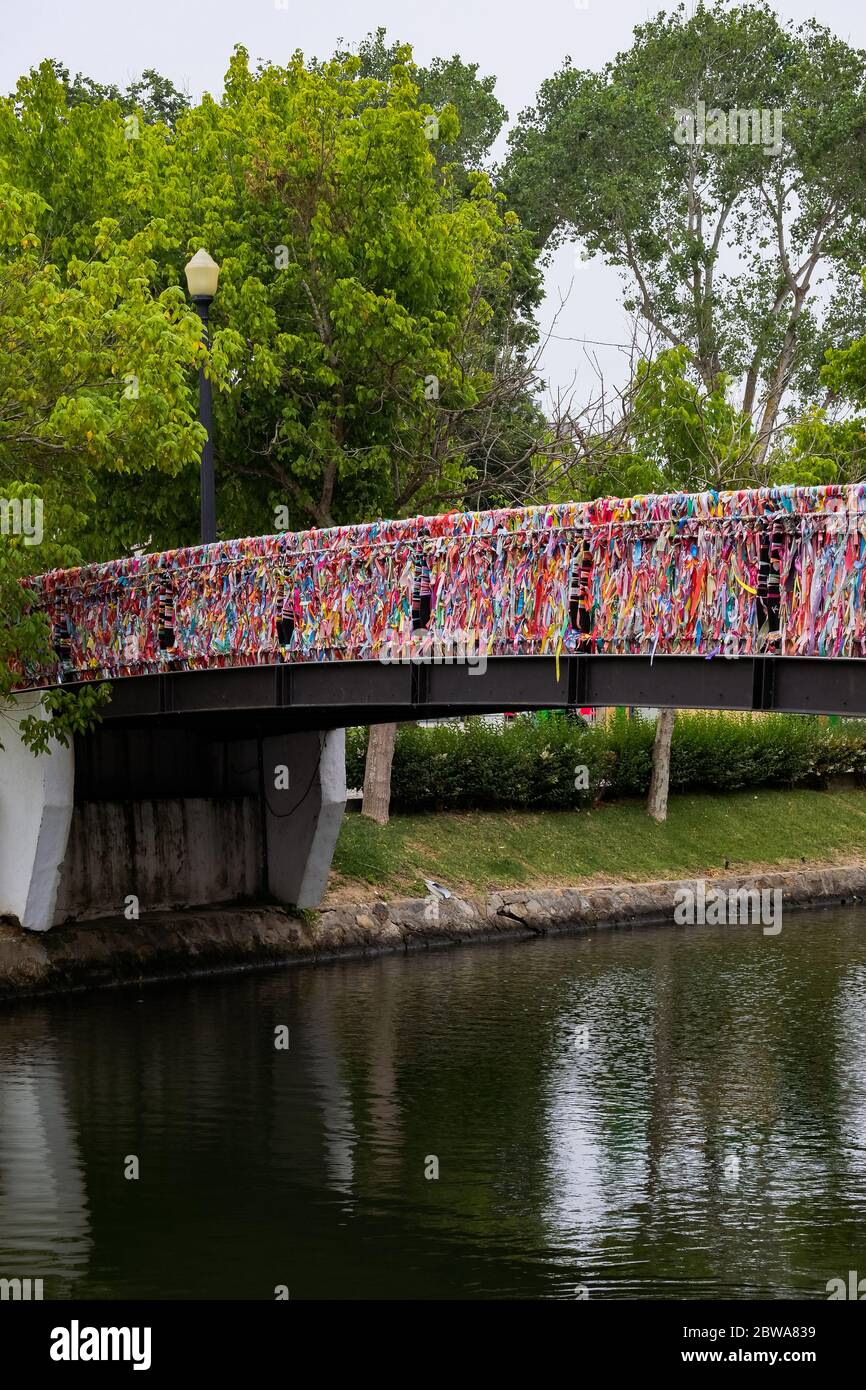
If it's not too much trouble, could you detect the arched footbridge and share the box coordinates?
[7,483,866,932]
[19,482,866,725]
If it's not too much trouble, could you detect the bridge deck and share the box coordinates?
[87,654,866,729]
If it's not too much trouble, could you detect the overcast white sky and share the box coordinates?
[3,0,865,399]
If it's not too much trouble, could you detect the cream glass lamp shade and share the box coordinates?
[184,249,220,298]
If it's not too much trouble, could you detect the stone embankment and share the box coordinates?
[2,863,865,999]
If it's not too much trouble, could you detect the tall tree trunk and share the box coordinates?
[647,708,675,823]
[362,722,397,825]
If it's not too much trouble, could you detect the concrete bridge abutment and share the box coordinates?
[0,695,75,933]
[1,705,346,931]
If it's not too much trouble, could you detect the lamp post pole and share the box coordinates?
[192,294,216,545]
[184,250,221,546]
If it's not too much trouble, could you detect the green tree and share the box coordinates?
[0,172,204,747]
[50,60,190,127]
[1,46,554,791]
[782,279,866,482]
[330,28,508,174]
[158,45,543,534]
[4,45,551,553]
[146,42,549,825]
[506,1,866,473]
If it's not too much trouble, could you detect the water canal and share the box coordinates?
[2,905,865,1300]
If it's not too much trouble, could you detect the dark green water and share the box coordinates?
[2,906,866,1300]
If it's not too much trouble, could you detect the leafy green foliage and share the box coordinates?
[54,63,191,127]
[4,44,542,546]
[161,45,539,529]
[330,28,508,174]
[505,1,866,475]
[0,80,206,747]
[345,712,866,812]
[0,188,204,482]
[0,42,544,750]
[556,346,759,498]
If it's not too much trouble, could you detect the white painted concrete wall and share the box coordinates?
[294,728,346,909]
[0,696,74,932]
[264,728,347,909]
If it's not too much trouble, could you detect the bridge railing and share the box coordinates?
[17,484,866,688]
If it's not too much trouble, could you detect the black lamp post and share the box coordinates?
[184,249,220,545]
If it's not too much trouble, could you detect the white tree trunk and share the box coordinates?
[361,722,397,826]
[647,708,675,823]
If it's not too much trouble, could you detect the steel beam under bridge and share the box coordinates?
[82,654,866,732]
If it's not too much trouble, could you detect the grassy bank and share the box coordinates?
[327,788,866,901]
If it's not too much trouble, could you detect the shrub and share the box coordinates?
[345,713,866,812]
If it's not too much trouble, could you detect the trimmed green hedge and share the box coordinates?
[345,713,866,812]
